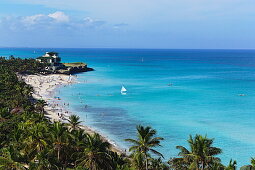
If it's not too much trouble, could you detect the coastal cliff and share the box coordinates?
[57,62,94,74]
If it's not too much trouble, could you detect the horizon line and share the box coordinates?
[1,46,255,51]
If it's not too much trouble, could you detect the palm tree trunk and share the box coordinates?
[57,148,60,161]
[145,154,148,170]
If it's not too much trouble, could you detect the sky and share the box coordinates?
[0,0,255,49]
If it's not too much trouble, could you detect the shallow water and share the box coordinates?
[2,48,255,165]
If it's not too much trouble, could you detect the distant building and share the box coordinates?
[36,52,63,71]
[36,52,61,65]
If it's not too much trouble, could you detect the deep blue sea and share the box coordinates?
[1,48,255,165]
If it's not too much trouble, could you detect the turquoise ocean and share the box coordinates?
[1,48,255,165]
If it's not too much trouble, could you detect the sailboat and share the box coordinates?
[121,85,127,95]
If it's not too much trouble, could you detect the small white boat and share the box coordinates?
[121,85,127,95]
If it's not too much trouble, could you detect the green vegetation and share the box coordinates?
[125,125,164,170]
[169,135,222,170]
[0,56,254,169]
[60,62,91,74]
[0,56,48,74]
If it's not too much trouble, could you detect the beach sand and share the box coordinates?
[22,74,124,154]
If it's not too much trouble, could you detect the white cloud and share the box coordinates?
[22,14,51,26]
[0,12,109,32]
[21,11,69,28]
[83,17,105,28]
[48,11,69,23]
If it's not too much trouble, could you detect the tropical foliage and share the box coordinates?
[125,125,165,170]
[171,134,222,170]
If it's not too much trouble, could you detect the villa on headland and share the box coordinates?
[36,52,93,74]
[36,52,61,64]
[36,52,62,71]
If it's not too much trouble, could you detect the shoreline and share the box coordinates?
[22,74,124,154]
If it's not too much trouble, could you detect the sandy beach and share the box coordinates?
[22,74,124,154]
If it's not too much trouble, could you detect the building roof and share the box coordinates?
[46,52,58,56]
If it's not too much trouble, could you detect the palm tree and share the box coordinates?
[23,122,49,159]
[50,122,69,162]
[175,134,222,170]
[125,125,164,170]
[76,133,112,170]
[68,115,82,131]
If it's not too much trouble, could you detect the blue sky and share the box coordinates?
[0,0,255,49]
